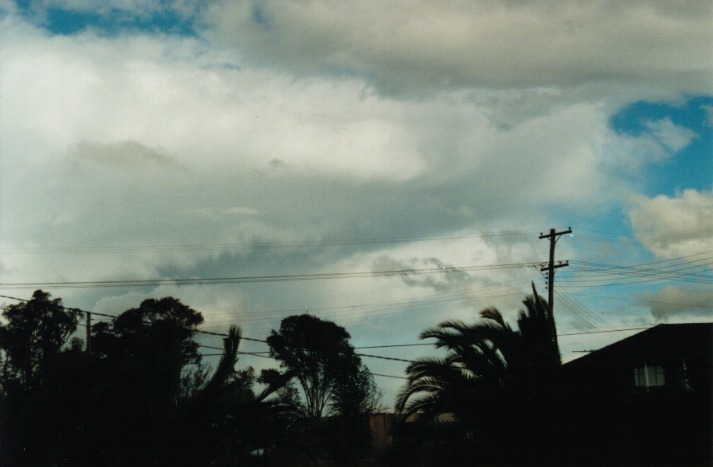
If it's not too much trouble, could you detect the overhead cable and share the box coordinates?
[0,261,537,290]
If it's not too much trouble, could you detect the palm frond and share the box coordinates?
[479,306,507,327]
[203,325,242,394]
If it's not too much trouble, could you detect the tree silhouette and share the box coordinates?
[266,314,362,419]
[56,296,206,465]
[394,284,561,464]
[0,290,82,396]
[266,314,381,464]
[330,363,381,418]
[0,294,294,466]
[169,325,294,465]
[0,291,84,465]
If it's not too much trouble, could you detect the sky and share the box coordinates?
[1,0,711,406]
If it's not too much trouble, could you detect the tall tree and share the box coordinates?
[87,297,206,464]
[0,291,84,465]
[266,314,384,464]
[0,290,82,396]
[266,314,362,419]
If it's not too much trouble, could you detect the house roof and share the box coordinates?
[562,323,713,371]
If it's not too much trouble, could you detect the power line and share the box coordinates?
[372,373,409,380]
[197,285,475,322]
[238,351,272,358]
[202,282,533,331]
[355,343,433,349]
[0,293,656,341]
[0,294,267,343]
[198,344,229,351]
[0,230,539,256]
[568,256,713,282]
[0,295,660,359]
[557,326,652,336]
[0,262,537,290]
[555,289,615,331]
[575,228,713,255]
[558,255,713,290]
[3,292,664,387]
[355,353,417,364]
[569,292,713,311]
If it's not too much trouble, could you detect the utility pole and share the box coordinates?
[539,227,571,367]
[539,227,572,318]
[85,311,92,354]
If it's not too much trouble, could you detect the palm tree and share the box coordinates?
[171,325,294,466]
[463,284,561,390]
[394,283,560,464]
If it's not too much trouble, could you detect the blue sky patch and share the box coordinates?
[610,96,713,197]
[15,1,198,36]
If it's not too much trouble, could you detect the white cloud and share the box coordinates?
[629,189,713,257]
[0,16,633,269]
[644,118,698,153]
[601,117,698,172]
[0,25,429,181]
[702,104,713,127]
[638,285,713,321]
[313,233,546,333]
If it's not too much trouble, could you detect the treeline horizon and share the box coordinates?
[0,288,709,466]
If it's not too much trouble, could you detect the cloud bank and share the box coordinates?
[207,0,713,95]
[0,0,711,403]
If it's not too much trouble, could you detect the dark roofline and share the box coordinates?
[562,323,713,370]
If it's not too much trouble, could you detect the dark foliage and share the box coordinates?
[331,363,381,418]
[266,314,381,463]
[266,313,364,419]
[0,290,82,396]
[0,294,290,466]
[392,284,562,465]
[0,290,84,464]
[3,288,705,465]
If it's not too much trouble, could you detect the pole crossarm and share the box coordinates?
[539,227,572,361]
[539,227,572,241]
[539,260,569,272]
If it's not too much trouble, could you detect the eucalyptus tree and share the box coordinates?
[266,314,381,464]
[266,313,363,419]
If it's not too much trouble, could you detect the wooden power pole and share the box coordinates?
[539,227,572,318]
[86,311,92,354]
